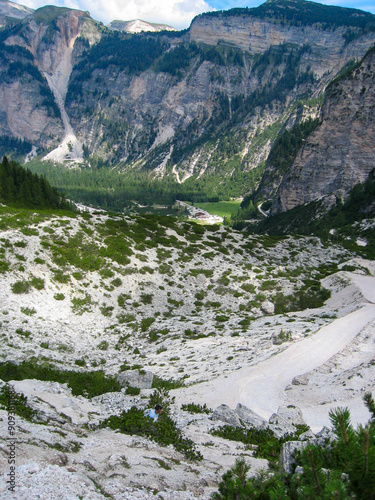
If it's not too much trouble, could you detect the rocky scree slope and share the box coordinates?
[0,206,374,497]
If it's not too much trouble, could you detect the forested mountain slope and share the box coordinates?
[0,0,374,206]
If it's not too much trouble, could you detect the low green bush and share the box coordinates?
[21,307,36,316]
[11,280,31,294]
[211,424,307,465]
[101,391,202,461]
[30,276,45,290]
[212,394,375,499]
[181,402,212,414]
[0,361,121,398]
[0,384,36,421]
[125,386,141,396]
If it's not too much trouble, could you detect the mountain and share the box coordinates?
[0,0,33,28]
[269,46,375,214]
[0,0,375,209]
[108,19,177,33]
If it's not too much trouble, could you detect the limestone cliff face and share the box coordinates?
[189,12,375,78]
[0,6,100,149]
[271,48,375,213]
[65,11,375,176]
[0,0,33,28]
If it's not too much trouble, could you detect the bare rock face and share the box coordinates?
[117,369,154,389]
[0,0,33,29]
[0,6,100,149]
[280,440,308,474]
[0,79,63,147]
[271,48,375,213]
[275,405,307,427]
[235,403,268,430]
[211,404,243,427]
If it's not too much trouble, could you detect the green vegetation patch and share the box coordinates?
[101,390,202,461]
[212,393,375,500]
[11,280,31,294]
[181,403,212,414]
[194,201,241,219]
[0,360,121,398]
[0,384,36,421]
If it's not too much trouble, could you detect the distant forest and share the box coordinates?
[0,156,71,209]
[199,0,375,31]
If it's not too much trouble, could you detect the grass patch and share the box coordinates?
[193,201,241,219]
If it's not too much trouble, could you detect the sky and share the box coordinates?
[12,0,375,29]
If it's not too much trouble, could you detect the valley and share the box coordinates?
[0,0,375,497]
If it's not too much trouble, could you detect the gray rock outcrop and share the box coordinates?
[117,370,154,389]
[235,403,268,430]
[268,405,307,438]
[280,440,309,474]
[211,404,243,427]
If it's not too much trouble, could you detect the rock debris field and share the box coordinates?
[0,207,374,498]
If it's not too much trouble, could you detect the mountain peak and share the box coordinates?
[108,18,177,33]
[0,0,33,28]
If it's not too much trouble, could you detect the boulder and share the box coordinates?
[280,440,308,474]
[315,426,335,445]
[268,405,307,438]
[268,414,296,438]
[234,403,268,430]
[276,405,307,427]
[261,301,275,315]
[299,430,316,441]
[291,374,309,385]
[117,370,154,389]
[211,404,243,427]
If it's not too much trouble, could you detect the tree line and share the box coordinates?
[0,156,72,210]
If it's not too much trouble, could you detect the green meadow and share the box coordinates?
[193,201,241,219]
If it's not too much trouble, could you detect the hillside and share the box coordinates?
[0,0,374,208]
[0,200,374,497]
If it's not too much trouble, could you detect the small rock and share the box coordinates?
[292,374,309,385]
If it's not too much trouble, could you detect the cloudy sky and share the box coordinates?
[13,0,375,29]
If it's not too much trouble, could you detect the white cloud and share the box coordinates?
[13,0,214,28]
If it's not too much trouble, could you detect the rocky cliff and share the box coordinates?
[269,47,375,213]
[0,5,101,152]
[0,0,32,28]
[0,0,375,204]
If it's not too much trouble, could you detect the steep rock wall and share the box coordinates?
[271,48,375,213]
[189,14,375,77]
